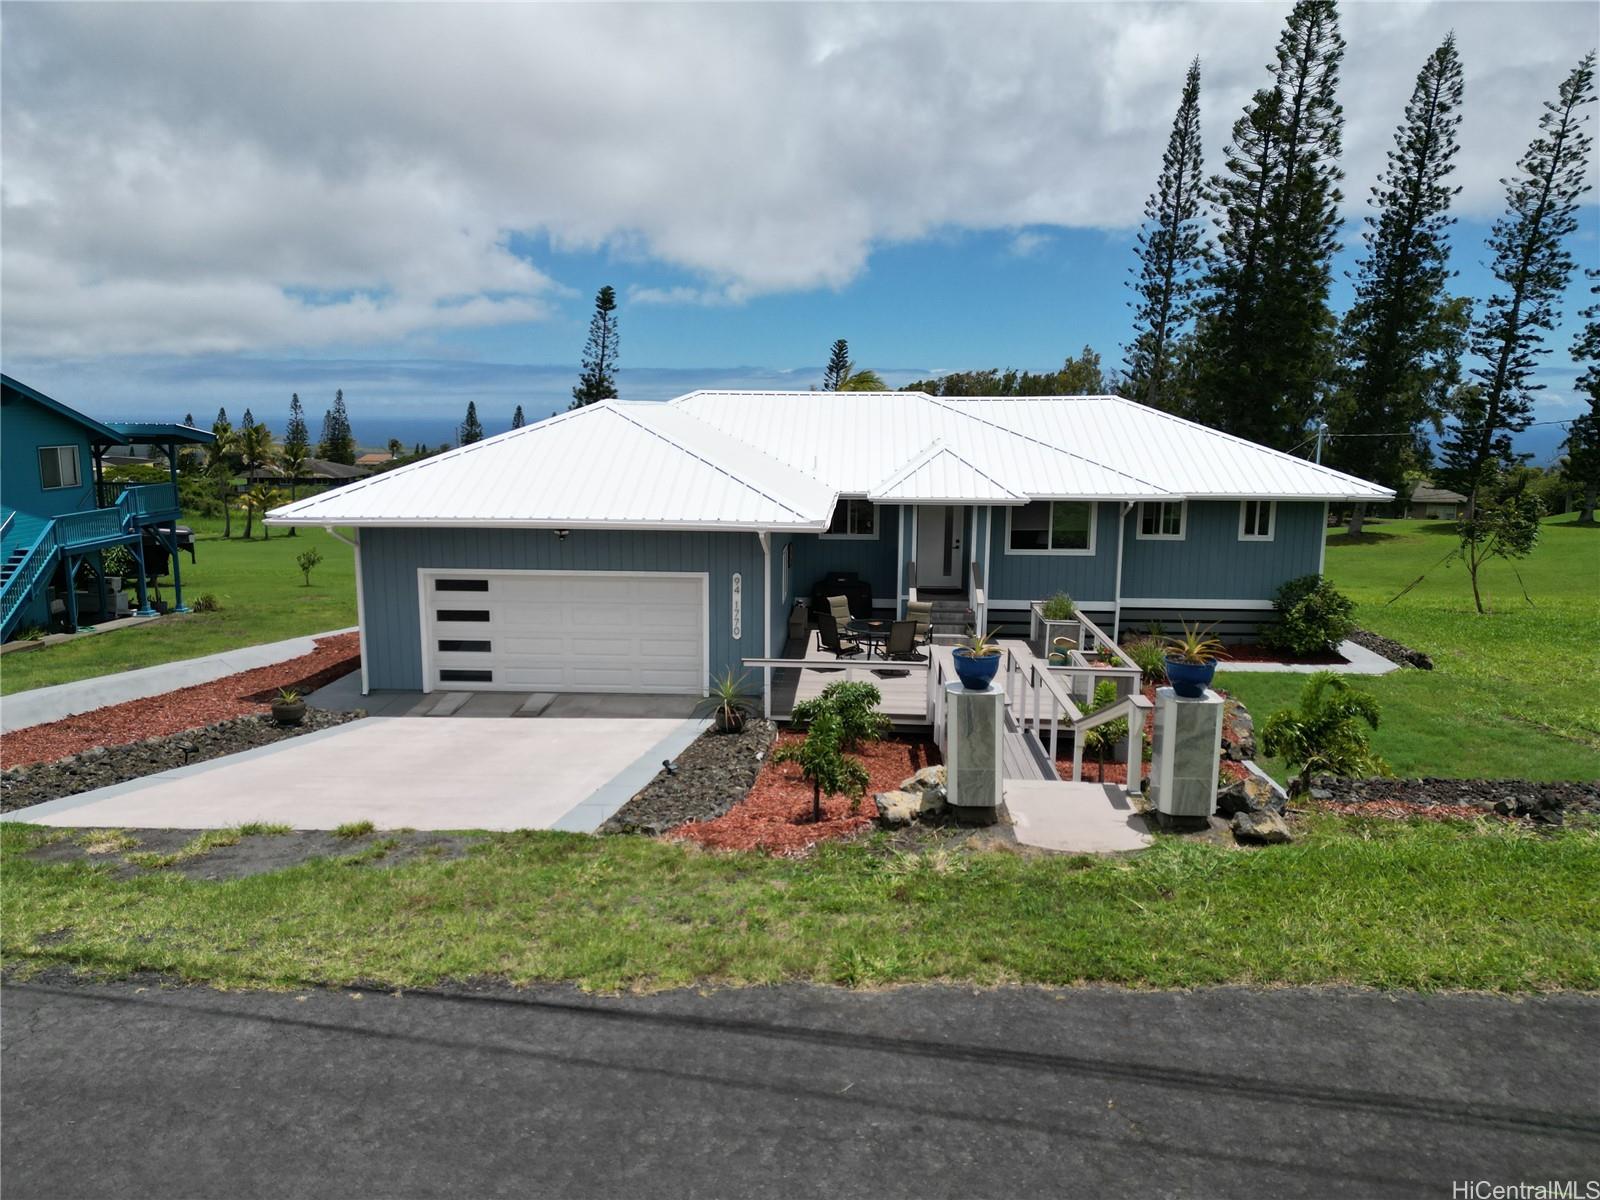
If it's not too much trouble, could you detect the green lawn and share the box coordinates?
[3,817,1596,993]
[1,517,356,695]
[1218,514,1600,784]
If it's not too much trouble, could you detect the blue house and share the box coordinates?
[1,375,213,642]
[266,391,1391,703]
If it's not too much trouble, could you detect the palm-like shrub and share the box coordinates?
[1260,671,1389,795]
[1080,680,1129,775]
[1120,637,1167,685]
[239,484,284,540]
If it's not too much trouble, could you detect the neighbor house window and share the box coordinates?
[37,445,82,491]
[1007,501,1096,554]
[1239,500,1275,541]
[824,498,877,538]
[1138,500,1186,540]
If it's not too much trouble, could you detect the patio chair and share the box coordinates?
[884,620,927,663]
[904,600,933,645]
[818,593,855,652]
[816,610,863,659]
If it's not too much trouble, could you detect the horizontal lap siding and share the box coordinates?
[359,527,765,692]
[988,502,1121,607]
[1118,501,1323,601]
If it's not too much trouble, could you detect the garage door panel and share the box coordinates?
[424,572,706,694]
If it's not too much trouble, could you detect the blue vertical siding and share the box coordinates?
[1118,501,1323,600]
[987,502,1123,605]
[359,526,766,692]
[788,503,900,606]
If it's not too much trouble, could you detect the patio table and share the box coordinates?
[845,618,891,659]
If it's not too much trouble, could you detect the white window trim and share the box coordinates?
[1238,499,1276,542]
[1004,500,1098,557]
[38,445,82,491]
[820,498,880,540]
[1136,500,1187,541]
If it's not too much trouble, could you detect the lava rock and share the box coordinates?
[1348,628,1434,670]
[599,719,775,835]
[1232,809,1294,845]
[1216,773,1279,817]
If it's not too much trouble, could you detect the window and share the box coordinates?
[437,639,492,653]
[1007,501,1096,554]
[439,669,493,683]
[824,498,877,538]
[1138,501,1186,540]
[37,446,82,491]
[435,609,491,622]
[1239,500,1275,541]
[434,578,489,592]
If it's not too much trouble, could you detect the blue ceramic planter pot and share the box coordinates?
[1163,657,1216,699]
[952,649,1001,690]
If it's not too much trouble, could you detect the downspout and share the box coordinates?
[1112,501,1133,643]
[325,525,369,695]
[759,530,772,720]
[982,506,993,633]
[895,505,904,618]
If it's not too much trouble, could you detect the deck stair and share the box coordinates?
[926,596,971,636]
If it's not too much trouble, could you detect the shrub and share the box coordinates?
[191,593,221,613]
[296,548,324,587]
[788,680,890,750]
[1260,672,1389,796]
[1261,575,1354,655]
[1121,636,1167,685]
[101,545,136,578]
[771,710,871,823]
[1040,592,1075,621]
[1080,680,1128,774]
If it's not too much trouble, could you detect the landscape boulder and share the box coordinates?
[873,766,948,826]
[1231,809,1294,845]
[1216,772,1281,817]
[1222,700,1257,762]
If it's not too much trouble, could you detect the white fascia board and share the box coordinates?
[262,516,828,532]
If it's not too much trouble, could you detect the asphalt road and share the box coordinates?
[3,978,1597,1199]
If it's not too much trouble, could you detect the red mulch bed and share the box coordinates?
[670,733,941,856]
[1,633,360,769]
[1300,797,1507,823]
[1219,642,1348,665]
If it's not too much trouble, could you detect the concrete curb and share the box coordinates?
[550,717,713,833]
[0,627,358,734]
[1216,639,1399,676]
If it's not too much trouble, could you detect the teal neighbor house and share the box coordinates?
[265,390,1391,701]
[1,374,212,641]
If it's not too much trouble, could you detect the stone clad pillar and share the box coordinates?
[944,680,1004,825]
[1149,686,1225,829]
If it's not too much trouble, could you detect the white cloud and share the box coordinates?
[2,2,1594,357]
[1007,231,1054,259]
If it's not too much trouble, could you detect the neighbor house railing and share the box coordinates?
[54,507,126,548]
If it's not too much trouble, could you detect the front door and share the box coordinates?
[915,505,964,589]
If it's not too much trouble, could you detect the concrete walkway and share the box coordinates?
[1004,780,1152,853]
[1218,638,1398,675]
[0,627,357,734]
[0,715,706,832]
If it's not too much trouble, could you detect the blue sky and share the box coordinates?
[3,3,1596,465]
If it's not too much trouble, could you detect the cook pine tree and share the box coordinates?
[1562,271,1600,523]
[280,393,311,536]
[570,285,620,408]
[318,390,356,465]
[458,401,485,445]
[1190,0,1346,450]
[1438,52,1596,508]
[822,339,853,391]
[511,404,526,429]
[1124,57,1208,414]
[1330,34,1467,535]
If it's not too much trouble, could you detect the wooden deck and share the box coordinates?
[764,634,932,726]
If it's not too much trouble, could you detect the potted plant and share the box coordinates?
[700,669,753,734]
[1162,623,1228,698]
[1031,592,1079,659]
[952,629,1004,690]
[271,687,306,726]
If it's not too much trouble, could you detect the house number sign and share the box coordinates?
[731,573,743,640]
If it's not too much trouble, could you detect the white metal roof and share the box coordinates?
[267,390,1391,529]
[869,441,1029,504]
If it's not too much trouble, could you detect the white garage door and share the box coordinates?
[422,571,706,694]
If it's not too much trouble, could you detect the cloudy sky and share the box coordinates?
[3,1,1596,456]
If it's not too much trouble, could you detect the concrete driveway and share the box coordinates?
[3,715,703,832]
